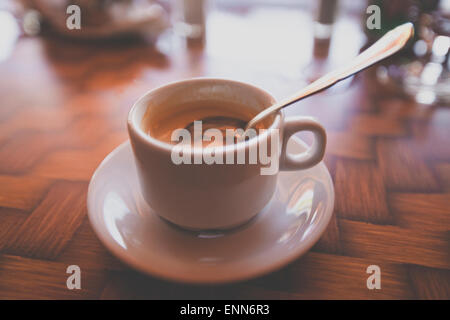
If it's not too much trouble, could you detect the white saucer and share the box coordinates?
[87,138,334,284]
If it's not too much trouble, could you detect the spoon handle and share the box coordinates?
[245,22,414,130]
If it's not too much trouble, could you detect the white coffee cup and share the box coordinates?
[128,78,326,230]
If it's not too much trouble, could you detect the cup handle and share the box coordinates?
[279,116,327,171]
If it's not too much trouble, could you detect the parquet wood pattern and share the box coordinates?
[0,6,448,299]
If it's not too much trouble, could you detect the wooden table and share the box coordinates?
[0,5,449,299]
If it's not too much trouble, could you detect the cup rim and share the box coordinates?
[127,77,282,155]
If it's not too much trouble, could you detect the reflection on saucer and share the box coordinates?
[87,137,334,283]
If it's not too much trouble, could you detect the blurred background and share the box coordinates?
[1,0,448,104]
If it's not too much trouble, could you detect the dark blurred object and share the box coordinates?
[313,0,339,60]
[314,0,338,41]
[21,0,169,40]
[172,0,207,40]
[368,0,450,104]
[365,0,439,41]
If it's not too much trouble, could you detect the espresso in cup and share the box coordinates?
[142,99,268,147]
[128,78,326,230]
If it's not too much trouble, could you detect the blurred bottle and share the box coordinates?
[304,0,339,84]
[314,0,338,41]
[172,0,207,40]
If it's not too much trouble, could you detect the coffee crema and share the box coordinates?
[142,100,269,147]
